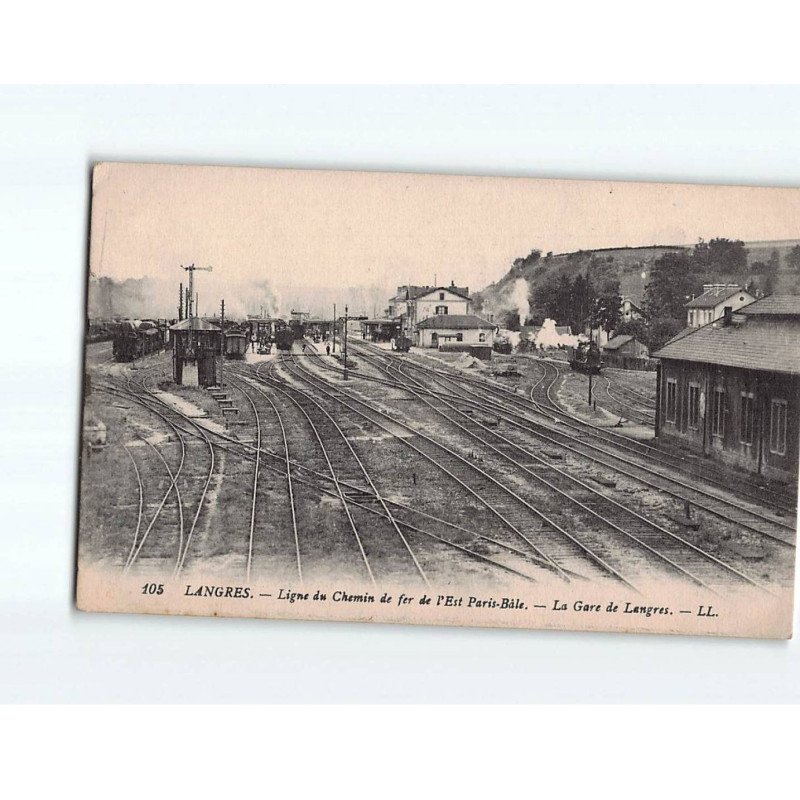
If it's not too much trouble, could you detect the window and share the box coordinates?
[688,383,700,430]
[712,387,725,438]
[435,305,448,315]
[456,333,463,342]
[665,378,677,423]
[770,399,788,456]
[439,292,445,300]
[479,332,486,342]
[740,393,754,445]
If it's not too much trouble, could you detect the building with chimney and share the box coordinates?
[387,281,472,340]
[652,296,800,483]
[685,284,755,328]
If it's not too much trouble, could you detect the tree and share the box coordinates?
[615,318,649,342]
[693,237,747,276]
[786,245,800,273]
[499,310,521,331]
[571,273,594,332]
[644,251,703,322]
[590,294,622,333]
[644,317,684,352]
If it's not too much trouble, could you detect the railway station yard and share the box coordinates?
[79,340,797,597]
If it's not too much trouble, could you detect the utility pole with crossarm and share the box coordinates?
[181,264,212,349]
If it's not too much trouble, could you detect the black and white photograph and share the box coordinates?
[76,162,798,637]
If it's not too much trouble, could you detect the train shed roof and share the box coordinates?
[740,295,800,316]
[653,299,800,375]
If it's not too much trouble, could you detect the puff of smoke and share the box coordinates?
[508,278,530,326]
[499,329,521,349]
[534,318,582,348]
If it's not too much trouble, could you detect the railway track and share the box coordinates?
[525,358,797,522]
[323,340,797,538]
[340,342,777,593]
[98,372,217,574]
[595,373,656,426]
[279,350,619,584]
[288,344,775,592]
[103,360,550,587]
[254,358,565,585]
[89,343,792,593]
[368,348,796,536]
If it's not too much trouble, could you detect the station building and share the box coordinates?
[416,314,497,349]
[652,296,800,484]
[387,282,472,338]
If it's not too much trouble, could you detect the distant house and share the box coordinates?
[416,314,497,348]
[621,296,644,323]
[685,284,755,328]
[652,295,800,482]
[601,334,649,368]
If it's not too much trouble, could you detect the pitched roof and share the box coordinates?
[740,295,800,316]
[685,285,751,308]
[169,317,221,332]
[663,326,696,346]
[413,285,472,302]
[391,285,433,302]
[602,334,635,351]
[416,314,495,330]
[391,284,471,302]
[652,316,800,375]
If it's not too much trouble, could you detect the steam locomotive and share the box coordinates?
[392,334,413,352]
[274,323,297,351]
[112,320,166,362]
[568,340,602,374]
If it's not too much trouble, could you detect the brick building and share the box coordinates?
[652,296,800,483]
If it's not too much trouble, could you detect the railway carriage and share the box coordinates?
[224,325,249,359]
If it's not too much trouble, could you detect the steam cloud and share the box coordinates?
[509,278,530,325]
[534,319,581,348]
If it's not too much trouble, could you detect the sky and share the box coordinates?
[90,161,800,313]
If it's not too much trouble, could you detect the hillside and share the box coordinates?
[474,239,800,326]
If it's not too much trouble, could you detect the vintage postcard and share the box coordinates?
[77,162,799,638]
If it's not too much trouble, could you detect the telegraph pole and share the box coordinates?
[588,326,594,406]
[343,304,348,380]
[181,264,213,351]
[219,299,225,389]
[178,282,184,321]
[332,303,336,353]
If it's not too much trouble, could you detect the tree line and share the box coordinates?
[499,239,799,353]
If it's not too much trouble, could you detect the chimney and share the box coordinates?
[723,306,733,326]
